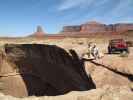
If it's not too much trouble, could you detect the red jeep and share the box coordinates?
[108,39,129,54]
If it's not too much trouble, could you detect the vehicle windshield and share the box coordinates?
[110,39,124,43]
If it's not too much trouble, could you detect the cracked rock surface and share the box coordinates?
[0,86,133,100]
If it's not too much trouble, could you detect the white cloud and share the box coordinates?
[57,0,109,11]
[58,0,93,11]
[57,0,133,23]
[110,0,132,15]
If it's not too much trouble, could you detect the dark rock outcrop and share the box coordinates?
[0,44,95,97]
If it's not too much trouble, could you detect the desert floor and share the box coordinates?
[0,37,132,100]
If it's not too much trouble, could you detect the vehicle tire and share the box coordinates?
[125,49,129,53]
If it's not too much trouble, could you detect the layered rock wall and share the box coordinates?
[62,21,133,34]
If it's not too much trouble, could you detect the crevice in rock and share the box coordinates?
[84,59,133,82]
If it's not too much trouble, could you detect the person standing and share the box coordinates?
[91,43,99,59]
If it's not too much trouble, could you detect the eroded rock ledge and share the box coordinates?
[0,86,133,100]
[0,44,95,97]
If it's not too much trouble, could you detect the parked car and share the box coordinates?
[108,39,129,54]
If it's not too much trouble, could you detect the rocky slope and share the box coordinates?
[0,44,95,97]
[0,38,132,99]
[0,86,132,100]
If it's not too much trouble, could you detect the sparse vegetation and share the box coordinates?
[126,41,133,47]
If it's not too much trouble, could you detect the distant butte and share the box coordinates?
[62,21,133,35]
[28,21,133,38]
[30,25,45,37]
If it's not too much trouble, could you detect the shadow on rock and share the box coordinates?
[69,49,96,90]
[0,44,96,97]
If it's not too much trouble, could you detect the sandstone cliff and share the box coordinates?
[62,21,133,35]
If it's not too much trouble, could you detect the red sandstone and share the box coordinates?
[30,21,133,38]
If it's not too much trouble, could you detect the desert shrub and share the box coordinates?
[77,42,84,45]
[126,41,133,47]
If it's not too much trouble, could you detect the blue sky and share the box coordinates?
[0,0,133,36]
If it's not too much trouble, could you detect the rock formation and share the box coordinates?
[65,44,133,91]
[0,43,132,99]
[27,21,133,38]
[84,61,133,89]
[81,21,107,33]
[0,86,133,100]
[62,21,133,35]
[0,44,95,97]
[30,26,45,37]
[63,26,81,32]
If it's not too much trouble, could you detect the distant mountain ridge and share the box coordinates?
[62,21,133,35]
[29,21,133,38]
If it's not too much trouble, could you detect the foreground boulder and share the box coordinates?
[85,62,133,89]
[0,86,132,100]
[93,55,133,75]
[65,44,133,90]
[0,44,95,97]
[84,59,133,89]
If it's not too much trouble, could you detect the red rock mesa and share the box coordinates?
[32,25,45,37]
[62,21,133,35]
